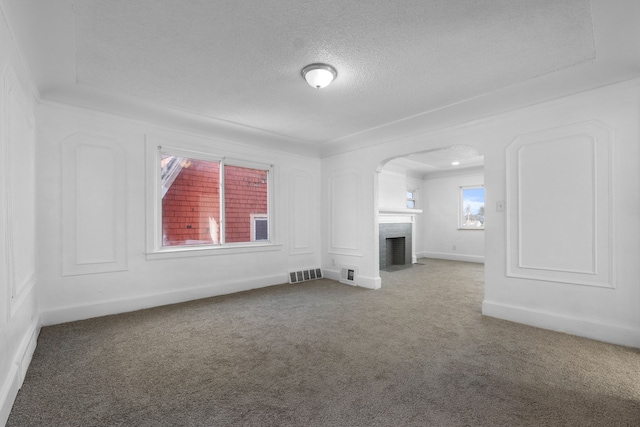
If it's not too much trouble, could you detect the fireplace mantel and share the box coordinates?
[378,208,423,215]
[378,207,422,224]
[378,208,422,266]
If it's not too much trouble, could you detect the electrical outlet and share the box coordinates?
[452,245,456,251]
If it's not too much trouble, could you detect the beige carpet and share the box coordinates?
[7,259,640,426]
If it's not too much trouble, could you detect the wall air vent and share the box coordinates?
[340,266,358,286]
[289,268,323,284]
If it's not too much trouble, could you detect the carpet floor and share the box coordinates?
[7,259,640,426]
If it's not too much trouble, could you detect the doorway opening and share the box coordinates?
[376,144,485,276]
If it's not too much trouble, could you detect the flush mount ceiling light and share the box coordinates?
[301,63,337,89]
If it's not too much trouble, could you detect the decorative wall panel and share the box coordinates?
[3,67,36,318]
[506,121,613,287]
[329,172,361,255]
[61,133,127,275]
[289,171,312,255]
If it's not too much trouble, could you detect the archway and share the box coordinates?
[375,145,485,277]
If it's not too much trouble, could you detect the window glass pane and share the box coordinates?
[161,155,220,246]
[407,191,415,209]
[224,165,268,243]
[254,218,268,241]
[461,187,485,228]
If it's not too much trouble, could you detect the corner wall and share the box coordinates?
[321,79,640,348]
[0,4,40,425]
[36,102,322,326]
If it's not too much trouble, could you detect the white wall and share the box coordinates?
[0,5,40,425]
[378,167,410,209]
[36,103,322,326]
[419,172,485,263]
[322,79,640,348]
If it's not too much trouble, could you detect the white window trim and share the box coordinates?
[406,189,416,209]
[250,213,269,242]
[145,136,278,259]
[458,185,485,230]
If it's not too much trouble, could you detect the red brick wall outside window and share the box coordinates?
[161,157,268,247]
[224,165,268,243]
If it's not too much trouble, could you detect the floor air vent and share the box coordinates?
[289,268,322,284]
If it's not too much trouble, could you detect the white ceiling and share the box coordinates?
[384,145,484,178]
[3,0,640,156]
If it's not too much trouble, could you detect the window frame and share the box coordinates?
[250,213,269,242]
[406,190,416,209]
[458,185,485,230]
[146,137,277,259]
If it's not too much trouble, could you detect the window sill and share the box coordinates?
[146,243,283,260]
[457,228,485,231]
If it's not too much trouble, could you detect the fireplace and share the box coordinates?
[387,237,406,266]
[379,223,412,270]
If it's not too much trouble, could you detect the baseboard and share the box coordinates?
[355,275,381,289]
[322,269,381,290]
[0,365,20,427]
[40,274,289,326]
[1,317,40,427]
[482,300,640,349]
[419,252,484,264]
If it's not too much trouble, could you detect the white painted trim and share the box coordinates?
[323,268,381,289]
[40,274,289,326]
[61,133,128,276]
[419,252,485,264]
[146,242,283,261]
[356,275,382,289]
[0,0,42,103]
[3,65,37,320]
[322,268,338,280]
[0,317,40,427]
[0,364,20,427]
[321,76,640,159]
[39,99,322,159]
[16,319,39,385]
[145,135,278,256]
[505,120,614,289]
[482,300,640,349]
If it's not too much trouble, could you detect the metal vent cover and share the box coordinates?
[289,268,322,284]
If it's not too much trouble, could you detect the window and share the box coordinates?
[406,190,416,209]
[152,143,272,252]
[459,186,485,229]
[250,214,269,241]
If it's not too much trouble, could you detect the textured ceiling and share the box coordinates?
[71,0,593,144]
[4,0,640,155]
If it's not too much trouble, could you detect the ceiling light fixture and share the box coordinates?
[302,63,337,89]
[451,161,460,166]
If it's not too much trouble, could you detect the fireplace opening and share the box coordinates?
[379,223,412,270]
[386,237,406,266]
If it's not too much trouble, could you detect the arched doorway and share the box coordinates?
[376,145,485,275]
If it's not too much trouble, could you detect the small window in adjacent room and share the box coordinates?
[459,186,485,229]
[406,190,416,209]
